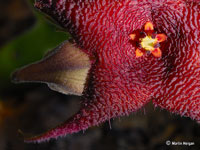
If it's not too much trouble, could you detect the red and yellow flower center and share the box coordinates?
[130,21,167,58]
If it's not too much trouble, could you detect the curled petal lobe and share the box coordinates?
[24,60,152,142]
[12,41,91,96]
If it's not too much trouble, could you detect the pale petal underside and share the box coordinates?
[12,41,91,95]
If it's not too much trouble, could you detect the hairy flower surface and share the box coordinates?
[12,0,200,143]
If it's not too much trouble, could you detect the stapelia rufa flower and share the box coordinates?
[12,0,200,143]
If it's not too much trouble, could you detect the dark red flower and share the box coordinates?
[12,0,200,143]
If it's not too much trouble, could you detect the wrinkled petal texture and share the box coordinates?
[25,0,200,142]
[151,1,200,120]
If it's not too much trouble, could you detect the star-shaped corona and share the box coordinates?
[129,21,167,58]
[12,0,200,143]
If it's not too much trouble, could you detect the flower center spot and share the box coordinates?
[140,36,157,51]
[129,21,167,58]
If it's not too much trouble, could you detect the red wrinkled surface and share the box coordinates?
[27,0,200,142]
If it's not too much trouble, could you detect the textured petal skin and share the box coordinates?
[152,1,200,120]
[25,61,152,142]
[13,0,200,142]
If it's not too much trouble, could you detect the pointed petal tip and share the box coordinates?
[11,71,19,83]
[23,128,57,143]
[11,69,24,83]
[22,103,107,143]
[22,112,86,143]
[24,135,50,143]
[10,64,40,84]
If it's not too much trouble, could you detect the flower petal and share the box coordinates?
[24,61,152,143]
[152,1,200,122]
[12,41,91,96]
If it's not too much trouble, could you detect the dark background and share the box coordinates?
[0,0,199,150]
